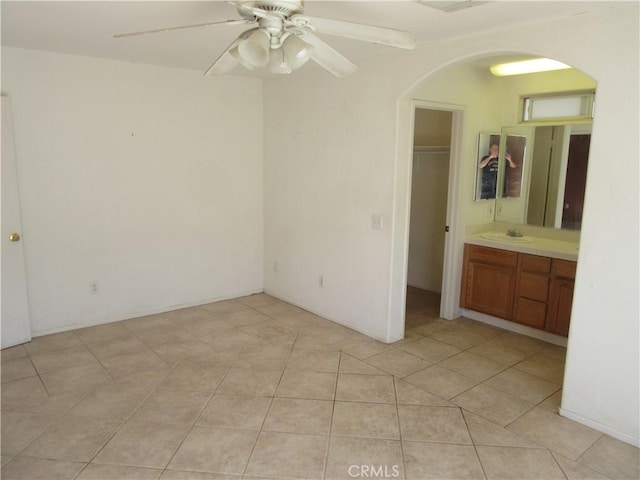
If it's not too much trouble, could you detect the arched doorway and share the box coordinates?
[388,53,596,342]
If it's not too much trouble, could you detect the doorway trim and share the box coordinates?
[387,99,465,342]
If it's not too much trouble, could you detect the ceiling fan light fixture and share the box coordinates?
[229,46,255,70]
[116,0,417,78]
[490,58,571,76]
[282,33,312,70]
[267,47,293,74]
[237,28,271,67]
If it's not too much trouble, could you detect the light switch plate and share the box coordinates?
[372,214,383,230]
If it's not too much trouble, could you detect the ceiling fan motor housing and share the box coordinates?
[239,0,304,20]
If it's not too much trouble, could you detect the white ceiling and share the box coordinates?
[1,1,612,76]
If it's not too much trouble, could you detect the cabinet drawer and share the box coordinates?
[518,272,549,302]
[521,254,551,274]
[554,260,577,279]
[467,245,518,268]
[515,298,547,329]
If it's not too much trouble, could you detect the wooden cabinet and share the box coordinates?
[547,260,577,336]
[460,244,517,319]
[514,254,551,329]
[461,244,576,337]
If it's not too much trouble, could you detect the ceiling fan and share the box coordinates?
[115,0,417,77]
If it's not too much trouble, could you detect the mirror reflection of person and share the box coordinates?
[479,143,516,199]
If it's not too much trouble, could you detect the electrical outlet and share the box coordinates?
[89,281,99,295]
[371,214,383,230]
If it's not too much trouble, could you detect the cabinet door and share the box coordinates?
[515,298,547,329]
[464,261,516,319]
[547,277,574,336]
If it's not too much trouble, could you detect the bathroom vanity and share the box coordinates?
[460,234,578,337]
[463,120,588,340]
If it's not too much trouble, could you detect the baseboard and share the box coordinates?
[407,281,441,293]
[30,288,265,338]
[559,407,640,447]
[263,289,390,343]
[461,309,568,347]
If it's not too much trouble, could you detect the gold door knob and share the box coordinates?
[9,233,20,242]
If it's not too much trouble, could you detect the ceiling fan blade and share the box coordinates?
[204,50,238,76]
[300,32,358,77]
[204,35,243,76]
[114,19,251,38]
[302,16,416,50]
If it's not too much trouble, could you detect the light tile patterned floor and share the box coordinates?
[1,288,638,480]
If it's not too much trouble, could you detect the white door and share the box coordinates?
[1,96,32,348]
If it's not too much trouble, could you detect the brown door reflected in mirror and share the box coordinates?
[503,135,526,198]
[562,134,590,230]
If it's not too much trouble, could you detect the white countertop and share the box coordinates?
[466,232,579,261]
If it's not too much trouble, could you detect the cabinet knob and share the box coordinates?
[9,233,21,242]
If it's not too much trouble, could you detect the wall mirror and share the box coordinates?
[495,123,591,230]
[469,57,596,231]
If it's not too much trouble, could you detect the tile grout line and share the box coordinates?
[157,325,276,478]
[4,337,116,462]
[320,350,342,480]
[398,321,569,440]
[68,361,177,477]
[155,355,238,477]
[392,376,409,480]
[74,331,118,383]
[548,450,573,480]
[238,313,297,479]
[459,408,490,480]
[24,347,55,398]
[68,310,230,476]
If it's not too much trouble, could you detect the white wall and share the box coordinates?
[263,4,638,445]
[553,7,639,446]
[263,71,399,339]
[2,47,264,335]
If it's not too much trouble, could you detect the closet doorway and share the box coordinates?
[406,108,453,331]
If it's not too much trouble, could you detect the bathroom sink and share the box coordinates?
[480,232,535,243]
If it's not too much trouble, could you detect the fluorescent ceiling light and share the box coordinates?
[490,58,571,76]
